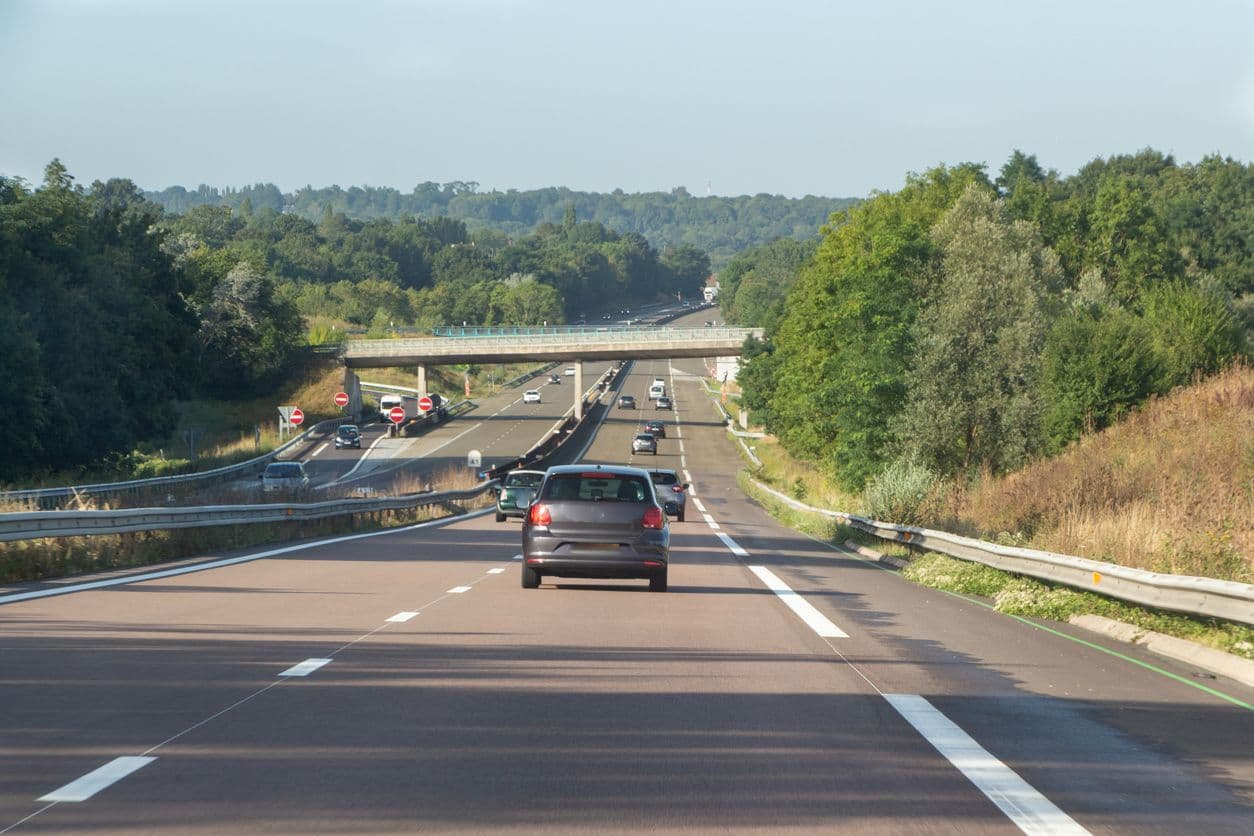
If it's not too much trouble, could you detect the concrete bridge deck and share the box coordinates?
[342,326,762,367]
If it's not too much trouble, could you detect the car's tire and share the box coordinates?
[677,510,685,522]
[649,569,668,593]
[522,566,541,589]
[495,512,506,523]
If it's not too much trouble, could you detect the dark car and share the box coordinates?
[656,395,673,410]
[648,469,689,522]
[548,373,562,384]
[495,468,545,522]
[521,464,669,591]
[644,419,666,438]
[632,433,658,455]
[619,394,636,409]
[334,424,362,449]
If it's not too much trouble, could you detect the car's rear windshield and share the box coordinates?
[506,472,543,488]
[650,472,678,485]
[265,463,302,477]
[541,473,651,502]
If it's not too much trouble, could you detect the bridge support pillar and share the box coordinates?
[574,361,583,422]
[417,364,427,398]
[344,369,363,421]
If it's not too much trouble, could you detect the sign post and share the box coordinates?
[277,406,296,440]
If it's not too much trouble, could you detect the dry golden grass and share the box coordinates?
[947,364,1253,582]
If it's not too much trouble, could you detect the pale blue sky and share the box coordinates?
[2,0,1252,198]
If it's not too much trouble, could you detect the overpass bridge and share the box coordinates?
[339,325,762,420]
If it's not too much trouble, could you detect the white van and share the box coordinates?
[648,381,666,400]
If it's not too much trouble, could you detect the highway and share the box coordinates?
[2,319,1252,833]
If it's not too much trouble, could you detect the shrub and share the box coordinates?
[862,457,943,525]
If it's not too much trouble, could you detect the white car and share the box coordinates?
[564,367,576,376]
[523,389,542,404]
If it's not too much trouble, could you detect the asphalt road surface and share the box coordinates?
[2,322,1252,833]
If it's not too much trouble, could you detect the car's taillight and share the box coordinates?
[528,504,551,526]
[671,485,684,493]
[642,507,665,529]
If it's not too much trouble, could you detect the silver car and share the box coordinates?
[495,468,545,522]
[260,461,309,493]
[632,433,658,455]
[521,464,670,592]
[647,468,689,522]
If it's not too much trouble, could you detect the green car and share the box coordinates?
[496,469,546,522]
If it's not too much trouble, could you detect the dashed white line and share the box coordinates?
[884,695,1089,835]
[38,757,157,803]
[716,532,748,557]
[682,468,692,483]
[487,568,506,575]
[280,658,332,677]
[680,455,687,467]
[748,566,849,638]
[513,554,523,560]
[311,442,329,457]
[691,497,707,513]
[447,586,472,594]
[703,513,720,530]
[387,611,419,622]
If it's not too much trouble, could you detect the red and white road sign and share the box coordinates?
[388,406,407,424]
[289,408,305,426]
[333,391,349,408]
[418,395,434,413]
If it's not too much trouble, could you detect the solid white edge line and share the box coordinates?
[716,531,749,557]
[279,658,332,677]
[487,568,506,574]
[387,611,419,622]
[321,428,392,487]
[38,756,157,803]
[884,694,1089,835]
[447,586,472,594]
[703,513,720,530]
[311,442,329,457]
[0,508,496,607]
[691,497,707,513]
[748,565,849,639]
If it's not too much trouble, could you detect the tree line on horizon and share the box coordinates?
[144,181,856,268]
[0,163,711,481]
[727,149,1251,513]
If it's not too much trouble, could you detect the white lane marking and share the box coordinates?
[748,566,849,639]
[311,442,329,457]
[703,513,720,530]
[717,532,749,557]
[512,553,523,560]
[0,509,493,607]
[682,468,692,483]
[326,421,485,489]
[691,497,707,513]
[487,568,506,575]
[38,756,157,803]
[280,658,332,677]
[680,455,687,467]
[884,695,1089,835]
[322,429,392,486]
[447,586,472,594]
[387,611,419,622]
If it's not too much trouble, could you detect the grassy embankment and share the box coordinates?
[722,365,1254,660]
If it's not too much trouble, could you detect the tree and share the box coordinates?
[895,186,1060,476]
[196,263,302,395]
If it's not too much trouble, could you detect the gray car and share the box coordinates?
[632,433,658,455]
[495,468,545,522]
[521,464,670,592]
[647,468,689,522]
[260,461,309,493]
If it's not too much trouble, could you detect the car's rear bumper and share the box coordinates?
[523,534,668,579]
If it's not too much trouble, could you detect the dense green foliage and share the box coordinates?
[0,163,712,481]
[145,182,856,267]
[739,151,1251,491]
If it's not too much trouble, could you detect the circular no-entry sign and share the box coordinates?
[333,391,349,408]
[388,406,407,424]
[289,408,305,426]
[418,395,434,413]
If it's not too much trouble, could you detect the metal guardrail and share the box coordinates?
[0,419,342,510]
[747,477,1254,627]
[0,483,496,542]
